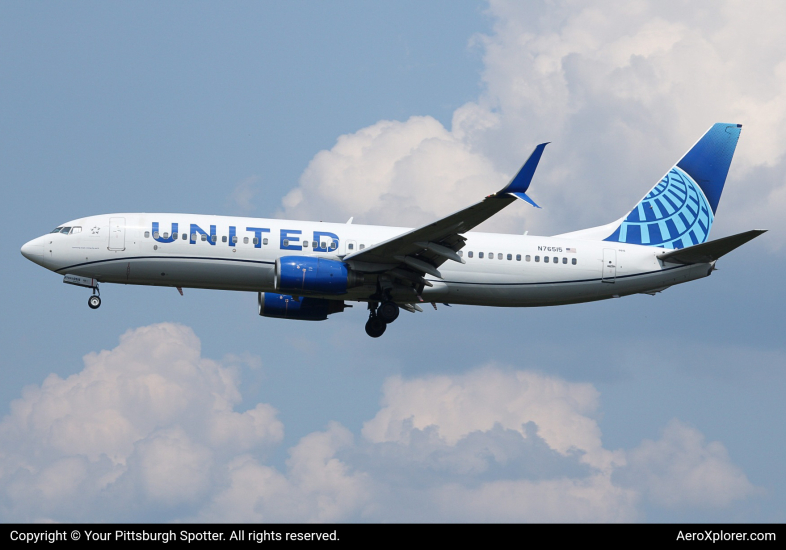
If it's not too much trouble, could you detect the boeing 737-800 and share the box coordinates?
[21,123,764,337]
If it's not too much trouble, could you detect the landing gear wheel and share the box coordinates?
[88,295,101,309]
[365,316,387,338]
[378,301,400,323]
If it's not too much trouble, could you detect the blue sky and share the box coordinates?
[2,0,785,522]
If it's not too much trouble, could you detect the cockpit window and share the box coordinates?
[71,226,82,234]
[60,227,72,234]
[51,227,63,233]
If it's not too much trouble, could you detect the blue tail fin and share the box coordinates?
[604,123,742,249]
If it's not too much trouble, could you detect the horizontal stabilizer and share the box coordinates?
[658,229,766,265]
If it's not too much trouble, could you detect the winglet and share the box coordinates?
[499,142,549,208]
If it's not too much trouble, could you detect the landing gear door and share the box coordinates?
[108,217,126,251]
[602,248,616,283]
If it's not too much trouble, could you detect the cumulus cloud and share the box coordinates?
[614,419,762,508]
[362,366,622,472]
[0,324,284,521]
[0,324,758,521]
[278,115,507,229]
[278,0,786,244]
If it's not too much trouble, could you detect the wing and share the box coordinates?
[343,143,548,292]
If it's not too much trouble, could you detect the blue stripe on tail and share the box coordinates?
[605,123,741,249]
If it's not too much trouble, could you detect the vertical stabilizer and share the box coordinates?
[603,123,742,249]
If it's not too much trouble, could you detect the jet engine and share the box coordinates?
[258,292,347,321]
[274,256,363,295]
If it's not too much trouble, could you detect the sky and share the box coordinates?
[1,0,785,522]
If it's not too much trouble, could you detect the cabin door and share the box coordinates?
[108,217,126,251]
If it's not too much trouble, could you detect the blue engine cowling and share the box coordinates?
[258,292,347,321]
[275,256,362,295]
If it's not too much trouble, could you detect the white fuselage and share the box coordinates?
[21,213,713,307]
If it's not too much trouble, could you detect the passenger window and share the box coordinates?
[468,251,474,258]
[562,257,567,264]
[507,254,512,260]
[499,253,503,260]
[232,236,238,244]
[359,244,365,249]
[535,256,540,262]
[348,243,354,250]
[172,232,177,239]
[479,252,484,258]
[572,258,577,265]
[243,237,248,244]
[71,227,82,234]
[321,242,326,249]
[153,231,159,239]
[263,238,268,245]
[253,237,259,245]
[182,233,187,240]
[458,250,463,257]
[211,235,217,243]
[60,227,71,234]
[312,241,318,248]
[283,239,289,247]
[303,241,309,247]
[222,236,227,243]
[526,255,531,262]
[544,256,550,263]
[330,242,337,250]
[144,231,150,238]
[191,233,197,241]
[163,232,168,239]
[516,254,521,261]
[201,234,207,241]
[489,252,493,259]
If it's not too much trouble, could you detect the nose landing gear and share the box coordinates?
[63,275,102,310]
[87,285,101,309]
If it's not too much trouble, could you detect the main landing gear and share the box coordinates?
[364,300,399,338]
[87,286,101,309]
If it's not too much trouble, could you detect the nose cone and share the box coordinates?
[21,237,45,265]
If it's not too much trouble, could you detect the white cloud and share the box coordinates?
[278,116,507,229]
[362,365,622,473]
[0,324,759,522]
[199,423,369,523]
[278,0,786,243]
[0,324,284,521]
[355,365,756,522]
[615,419,762,508]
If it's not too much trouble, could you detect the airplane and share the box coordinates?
[21,123,765,337]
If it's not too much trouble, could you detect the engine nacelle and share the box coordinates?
[275,256,363,295]
[258,292,347,321]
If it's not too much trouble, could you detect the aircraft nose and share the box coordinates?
[21,238,44,261]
